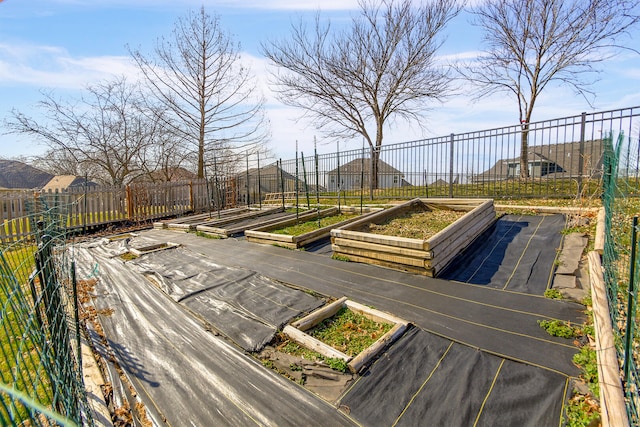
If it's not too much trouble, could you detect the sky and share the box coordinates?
[0,0,639,164]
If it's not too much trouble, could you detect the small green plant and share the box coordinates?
[261,359,275,369]
[324,357,349,373]
[310,307,393,356]
[332,254,351,262]
[581,323,594,338]
[289,363,302,372]
[565,394,601,427]
[538,319,578,338]
[544,288,563,299]
[572,346,599,398]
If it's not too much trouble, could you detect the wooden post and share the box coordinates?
[189,181,194,212]
[594,207,606,254]
[588,251,629,427]
[126,185,133,220]
[449,133,454,198]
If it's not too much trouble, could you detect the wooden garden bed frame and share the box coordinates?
[283,296,409,374]
[245,206,382,249]
[154,207,282,232]
[330,198,496,277]
[195,207,316,238]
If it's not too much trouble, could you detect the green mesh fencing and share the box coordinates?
[1,198,94,426]
[601,131,640,423]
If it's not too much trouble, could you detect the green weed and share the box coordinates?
[538,319,578,339]
[544,288,563,299]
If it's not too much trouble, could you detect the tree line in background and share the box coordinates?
[3,0,639,187]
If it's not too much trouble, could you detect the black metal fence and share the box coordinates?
[234,106,640,204]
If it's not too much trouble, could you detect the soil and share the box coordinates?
[257,345,355,403]
[366,207,467,240]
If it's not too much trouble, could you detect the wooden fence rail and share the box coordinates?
[0,180,212,243]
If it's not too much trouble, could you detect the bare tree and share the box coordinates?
[5,77,167,185]
[457,0,640,178]
[262,0,461,190]
[139,131,193,183]
[130,7,269,180]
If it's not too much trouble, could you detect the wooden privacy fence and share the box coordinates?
[0,180,211,243]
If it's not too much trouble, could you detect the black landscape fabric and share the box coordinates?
[141,228,584,375]
[440,214,565,294]
[129,245,323,351]
[339,327,568,427]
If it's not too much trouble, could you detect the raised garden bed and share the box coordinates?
[331,198,496,277]
[195,207,313,238]
[154,207,282,231]
[245,206,382,249]
[283,297,409,373]
[119,241,180,261]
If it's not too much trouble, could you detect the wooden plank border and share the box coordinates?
[285,297,410,373]
[588,250,629,427]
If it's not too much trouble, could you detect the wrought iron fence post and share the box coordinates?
[257,152,262,209]
[301,152,310,209]
[295,143,299,221]
[246,153,250,207]
[449,133,455,198]
[577,112,586,198]
[279,159,285,208]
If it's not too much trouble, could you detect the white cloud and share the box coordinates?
[42,0,361,11]
[0,42,140,90]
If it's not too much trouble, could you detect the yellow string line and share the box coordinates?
[503,216,546,290]
[392,342,454,427]
[467,215,523,283]
[473,359,505,427]
[558,377,570,427]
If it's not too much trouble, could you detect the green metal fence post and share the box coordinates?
[624,216,638,386]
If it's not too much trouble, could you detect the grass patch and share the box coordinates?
[308,307,393,357]
[1,244,53,423]
[119,252,139,261]
[195,231,221,239]
[278,340,350,373]
[275,307,393,373]
[271,213,359,236]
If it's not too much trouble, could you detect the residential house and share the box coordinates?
[473,140,604,182]
[326,158,410,191]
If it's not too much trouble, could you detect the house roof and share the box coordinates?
[476,139,603,179]
[146,167,198,182]
[241,164,299,181]
[42,175,77,191]
[0,159,53,189]
[41,175,95,191]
